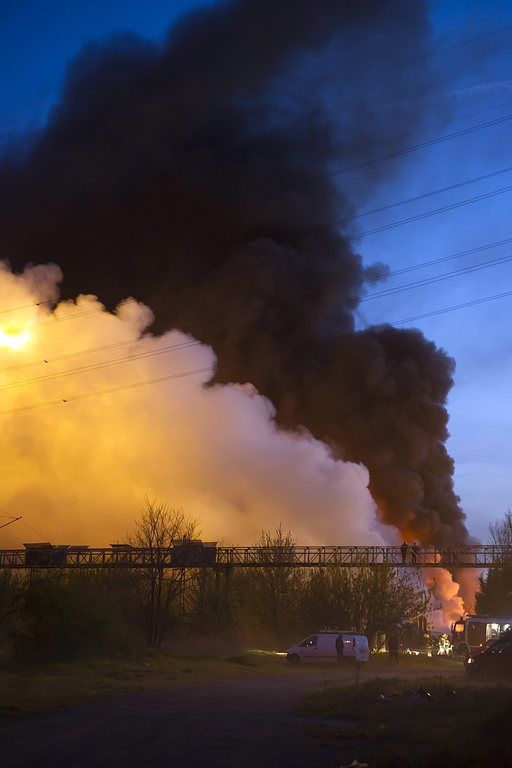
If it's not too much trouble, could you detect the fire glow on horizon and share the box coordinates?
[0,262,469,626]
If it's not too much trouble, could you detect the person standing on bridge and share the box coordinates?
[411,542,420,564]
[400,542,408,563]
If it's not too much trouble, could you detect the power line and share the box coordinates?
[0,299,52,317]
[280,101,512,199]
[23,307,105,330]
[0,335,146,373]
[0,508,17,519]
[354,252,512,307]
[0,113,509,348]
[2,232,512,388]
[4,249,512,393]
[1,27,511,413]
[391,289,512,326]
[364,235,512,283]
[324,112,512,181]
[343,182,512,241]
[328,97,512,167]
[0,301,137,332]
[0,367,212,416]
[316,22,512,94]
[1,282,512,416]
[339,164,512,226]
[2,160,511,375]
[20,519,51,542]
[0,338,203,392]
[0,506,48,541]
[1,215,509,378]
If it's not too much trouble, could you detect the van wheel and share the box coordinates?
[287,654,301,666]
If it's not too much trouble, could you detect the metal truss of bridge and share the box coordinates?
[0,543,511,569]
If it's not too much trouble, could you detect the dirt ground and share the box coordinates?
[0,663,465,768]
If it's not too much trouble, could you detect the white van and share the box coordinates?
[286,630,370,665]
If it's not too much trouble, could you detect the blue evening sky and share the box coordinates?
[1,0,511,541]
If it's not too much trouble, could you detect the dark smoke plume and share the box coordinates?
[0,0,469,545]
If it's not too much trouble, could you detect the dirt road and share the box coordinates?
[0,665,464,768]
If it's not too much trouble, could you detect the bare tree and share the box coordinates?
[476,509,512,614]
[490,509,512,547]
[129,498,198,647]
[244,526,304,645]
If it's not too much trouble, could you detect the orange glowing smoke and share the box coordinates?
[0,262,384,548]
[424,568,479,631]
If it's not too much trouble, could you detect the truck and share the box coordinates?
[451,615,512,660]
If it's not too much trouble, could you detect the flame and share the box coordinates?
[0,325,30,350]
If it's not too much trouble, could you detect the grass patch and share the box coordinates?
[225,653,259,666]
[0,650,290,725]
[0,651,466,730]
[300,675,512,768]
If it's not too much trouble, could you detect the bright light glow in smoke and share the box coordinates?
[0,325,30,350]
[0,262,385,550]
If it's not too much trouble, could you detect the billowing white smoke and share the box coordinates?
[424,569,464,631]
[0,262,385,548]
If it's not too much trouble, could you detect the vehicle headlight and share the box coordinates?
[467,657,474,664]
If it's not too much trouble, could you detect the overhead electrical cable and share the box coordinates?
[361,235,512,283]
[0,338,204,392]
[4,162,509,353]
[342,183,512,240]
[338,164,512,225]
[316,22,512,92]
[281,104,512,198]
[2,249,512,392]
[353,253,512,307]
[23,307,106,330]
[0,299,52,316]
[324,112,512,180]
[19,519,51,541]
[0,336,148,373]
[328,97,512,163]
[3,281,512,417]
[391,289,512,326]
[0,301,134,334]
[0,367,212,416]
[3,232,512,382]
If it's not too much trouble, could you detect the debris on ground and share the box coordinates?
[377,685,453,702]
[377,692,400,701]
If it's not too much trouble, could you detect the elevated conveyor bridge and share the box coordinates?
[0,544,510,569]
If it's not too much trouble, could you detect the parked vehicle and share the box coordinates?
[451,615,512,659]
[466,630,512,677]
[286,630,369,665]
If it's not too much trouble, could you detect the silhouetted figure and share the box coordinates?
[388,633,399,663]
[400,541,408,563]
[411,542,420,564]
[336,634,344,664]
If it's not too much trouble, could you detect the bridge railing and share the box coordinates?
[0,544,511,569]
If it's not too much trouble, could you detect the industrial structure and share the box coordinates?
[0,541,510,569]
